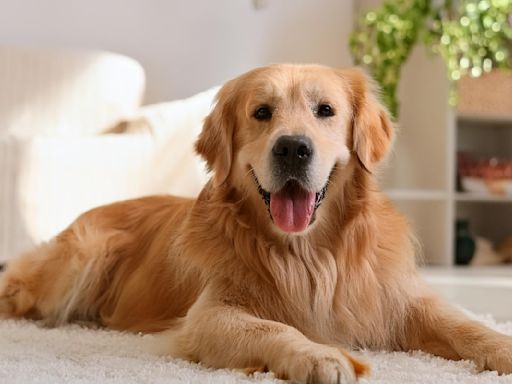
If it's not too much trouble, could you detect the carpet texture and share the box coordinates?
[1,313,512,384]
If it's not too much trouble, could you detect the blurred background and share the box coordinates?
[0,0,354,102]
[1,1,511,317]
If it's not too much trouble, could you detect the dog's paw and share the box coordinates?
[0,275,15,318]
[0,272,35,319]
[276,345,367,384]
[475,335,512,374]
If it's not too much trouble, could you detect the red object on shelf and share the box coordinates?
[458,152,512,196]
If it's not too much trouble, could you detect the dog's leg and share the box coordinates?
[0,233,85,323]
[155,292,368,384]
[405,294,512,374]
[0,245,51,319]
[0,214,135,325]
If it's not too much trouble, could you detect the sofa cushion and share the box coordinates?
[108,86,219,194]
[0,46,145,138]
[0,87,216,262]
[0,133,159,261]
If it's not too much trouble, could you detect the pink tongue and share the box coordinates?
[270,187,316,233]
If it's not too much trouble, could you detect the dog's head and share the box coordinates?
[196,64,393,234]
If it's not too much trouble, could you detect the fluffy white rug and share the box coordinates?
[1,313,512,384]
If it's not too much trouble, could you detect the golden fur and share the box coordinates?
[2,64,512,383]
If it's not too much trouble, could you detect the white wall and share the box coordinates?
[0,0,354,103]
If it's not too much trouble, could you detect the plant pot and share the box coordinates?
[457,69,512,117]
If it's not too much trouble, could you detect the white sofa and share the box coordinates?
[0,46,213,262]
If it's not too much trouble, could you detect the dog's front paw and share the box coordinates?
[276,345,367,384]
[476,335,512,374]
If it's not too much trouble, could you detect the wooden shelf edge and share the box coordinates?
[384,189,448,201]
[457,112,512,125]
[455,192,512,203]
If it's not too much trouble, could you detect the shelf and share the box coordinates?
[421,265,512,279]
[384,189,447,201]
[457,113,512,125]
[384,190,512,203]
[456,192,512,203]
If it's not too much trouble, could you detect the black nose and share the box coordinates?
[272,135,313,167]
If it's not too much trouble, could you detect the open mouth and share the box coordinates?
[252,171,329,233]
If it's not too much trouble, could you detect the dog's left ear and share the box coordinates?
[195,79,237,187]
[341,68,394,173]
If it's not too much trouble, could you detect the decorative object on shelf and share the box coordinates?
[455,219,476,265]
[498,236,512,262]
[458,152,512,195]
[471,236,504,265]
[457,69,512,116]
[350,0,512,118]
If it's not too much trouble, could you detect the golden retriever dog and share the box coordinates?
[1,64,512,383]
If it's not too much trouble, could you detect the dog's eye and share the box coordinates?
[253,106,272,121]
[316,104,334,118]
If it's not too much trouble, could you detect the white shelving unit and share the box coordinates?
[379,46,512,265]
[455,193,512,203]
[384,189,447,201]
[455,113,512,251]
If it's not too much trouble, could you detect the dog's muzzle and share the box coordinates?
[251,135,331,233]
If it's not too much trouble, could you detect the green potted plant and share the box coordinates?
[350,0,512,119]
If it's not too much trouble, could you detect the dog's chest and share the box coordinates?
[331,262,407,348]
[249,246,340,341]
[234,238,402,346]
[263,253,400,347]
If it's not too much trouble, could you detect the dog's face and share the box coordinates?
[196,64,392,234]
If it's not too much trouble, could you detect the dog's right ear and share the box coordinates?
[195,79,238,187]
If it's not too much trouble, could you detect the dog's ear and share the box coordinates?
[195,80,237,187]
[342,68,394,173]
